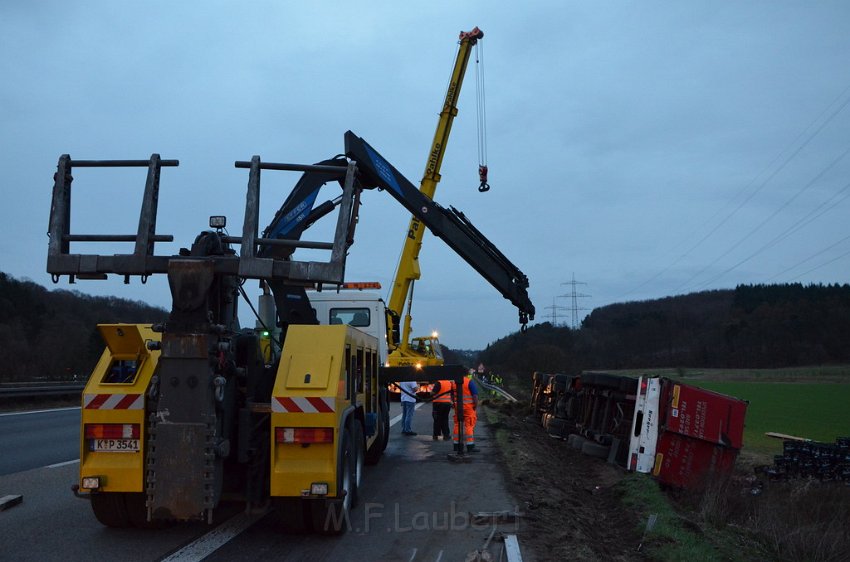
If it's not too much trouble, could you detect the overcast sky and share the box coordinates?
[2,2,849,350]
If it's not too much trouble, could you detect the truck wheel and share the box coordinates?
[275,498,310,533]
[379,393,390,453]
[312,429,353,535]
[567,434,587,450]
[546,417,568,439]
[582,373,624,390]
[619,377,638,393]
[91,492,130,528]
[581,441,611,459]
[125,492,165,529]
[365,392,390,465]
[350,421,365,508]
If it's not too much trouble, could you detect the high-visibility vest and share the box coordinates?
[451,378,475,409]
[431,380,453,403]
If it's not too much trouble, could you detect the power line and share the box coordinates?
[714,180,850,285]
[617,83,850,301]
[789,245,850,281]
[757,181,850,261]
[686,144,850,291]
[767,233,850,282]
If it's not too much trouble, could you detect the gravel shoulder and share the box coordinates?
[482,400,645,561]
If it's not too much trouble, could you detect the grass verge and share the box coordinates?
[617,472,763,561]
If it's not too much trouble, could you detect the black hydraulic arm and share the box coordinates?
[251,156,356,326]
[344,131,535,326]
[257,157,351,261]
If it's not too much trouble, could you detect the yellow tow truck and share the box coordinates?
[49,31,533,535]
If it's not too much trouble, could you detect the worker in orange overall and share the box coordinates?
[451,371,479,453]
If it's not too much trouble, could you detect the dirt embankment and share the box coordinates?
[484,401,645,561]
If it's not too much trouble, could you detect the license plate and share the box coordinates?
[90,439,140,452]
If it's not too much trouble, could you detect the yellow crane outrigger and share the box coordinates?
[386,27,484,369]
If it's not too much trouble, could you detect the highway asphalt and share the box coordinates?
[0,402,527,561]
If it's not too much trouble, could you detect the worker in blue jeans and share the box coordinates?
[399,380,418,436]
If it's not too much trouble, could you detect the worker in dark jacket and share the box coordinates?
[430,380,453,441]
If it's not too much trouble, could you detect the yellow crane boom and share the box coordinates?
[386,27,484,364]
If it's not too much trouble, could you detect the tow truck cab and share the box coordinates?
[308,289,388,365]
[307,289,433,398]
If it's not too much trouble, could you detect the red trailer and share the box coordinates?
[629,377,748,487]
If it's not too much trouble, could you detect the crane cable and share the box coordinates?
[475,40,490,192]
[671,90,850,295]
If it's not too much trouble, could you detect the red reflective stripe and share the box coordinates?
[86,394,110,409]
[306,397,334,413]
[277,396,302,413]
[115,394,140,409]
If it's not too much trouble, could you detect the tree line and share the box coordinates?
[479,283,850,374]
[0,273,168,382]
[4,273,847,382]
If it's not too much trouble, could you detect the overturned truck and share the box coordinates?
[531,372,748,488]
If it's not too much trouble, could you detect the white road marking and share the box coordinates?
[407,547,418,561]
[160,510,269,562]
[0,406,81,417]
[435,550,444,562]
[389,402,424,427]
[47,459,79,469]
[504,534,523,562]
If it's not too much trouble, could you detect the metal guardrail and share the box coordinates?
[0,383,86,399]
[477,378,518,402]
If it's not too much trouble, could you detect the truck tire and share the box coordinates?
[546,417,568,439]
[125,492,164,529]
[553,374,570,387]
[533,372,553,388]
[379,390,391,453]
[619,377,638,393]
[581,441,611,459]
[582,373,623,390]
[312,428,353,535]
[91,492,130,528]
[350,420,365,508]
[365,395,390,465]
[567,434,587,450]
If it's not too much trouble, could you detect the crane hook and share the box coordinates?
[478,165,490,193]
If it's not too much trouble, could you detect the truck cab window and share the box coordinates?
[330,308,371,327]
